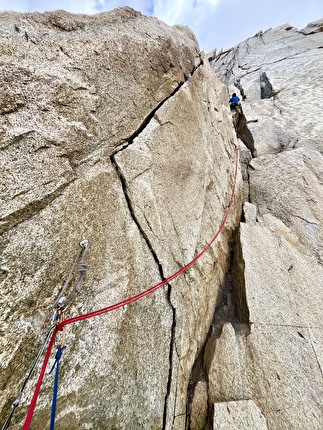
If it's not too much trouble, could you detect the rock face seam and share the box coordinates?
[164,297,176,430]
[111,153,177,429]
[110,155,164,276]
[260,72,273,99]
[234,112,256,158]
[309,334,323,379]
[111,61,202,157]
[108,61,211,430]
[0,178,76,235]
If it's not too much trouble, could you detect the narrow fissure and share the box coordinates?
[185,327,210,430]
[227,82,257,159]
[109,58,206,429]
[110,155,176,430]
[210,232,250,336]
[111,60,202,157]
[260,71,273,99]
[185,229,251,429]
[233,108,256,158]
[231,227,250,325]
[163,290,176,430]
[110,155,163,273]
[111,56,252,430]
[234,78,247,101]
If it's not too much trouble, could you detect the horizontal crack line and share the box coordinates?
[253,323,322,329]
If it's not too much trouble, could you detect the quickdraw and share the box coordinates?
[1,240,89,430]
[21,145,240,430]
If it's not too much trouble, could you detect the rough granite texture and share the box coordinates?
[213,399,268,430]
[209,19,323,430]
[0,8,242,430]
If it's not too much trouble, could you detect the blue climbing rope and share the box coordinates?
[49,346,66,430]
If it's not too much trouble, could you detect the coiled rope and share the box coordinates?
[20,145,239,430]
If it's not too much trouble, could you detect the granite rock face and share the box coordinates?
[0,8,242,430]
[0,7,199,236]
[213,19,323,156]
[208,19,323,430]
[213,399,268,430]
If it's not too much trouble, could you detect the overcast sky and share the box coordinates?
[0,0,322,52]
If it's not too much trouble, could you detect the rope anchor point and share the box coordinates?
[80,239,89,249]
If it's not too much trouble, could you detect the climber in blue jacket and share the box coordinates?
[229,93,240,110]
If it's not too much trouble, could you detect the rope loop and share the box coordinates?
[2,240,89,430]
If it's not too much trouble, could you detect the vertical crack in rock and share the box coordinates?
[185,330,209,430]
[108,57,210,429]
[110,155,165,278]
[260,71,273,99]
[112,62,202,156]
[110,154,176,430]
[186,230,251,429]
[245,165,252,203]
[233,109,256,158]
[210,231,250,336]
[109,60,211,428]
[164,297,176,430]
[234,78,247,101]
[231,227,250,325]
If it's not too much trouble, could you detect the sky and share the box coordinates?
[0,0,322,52]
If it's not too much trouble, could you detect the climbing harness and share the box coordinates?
[1,240,89,430]
[5,144,239,430]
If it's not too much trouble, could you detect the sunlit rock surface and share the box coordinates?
[0,8,242,430]
[213,399,268,430]
[209,19,323,430]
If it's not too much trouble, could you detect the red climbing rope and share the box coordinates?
[22,145,239,430]
[22,328,58,430]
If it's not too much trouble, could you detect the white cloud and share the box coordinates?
[0,0,322,51]
[153,0,220,26]
[0,0,155,15]
[0,0,101,14]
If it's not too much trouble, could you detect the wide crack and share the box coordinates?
[260,71,273,99]
[110,53,257,428]
[232,108,256,158]
[185,229,251,429]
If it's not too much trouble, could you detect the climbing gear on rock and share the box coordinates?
[49,345,66,430]
[20,145,240,430]
[1,240,89,430]
[0,325,56,430]
[53,239,89,310]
